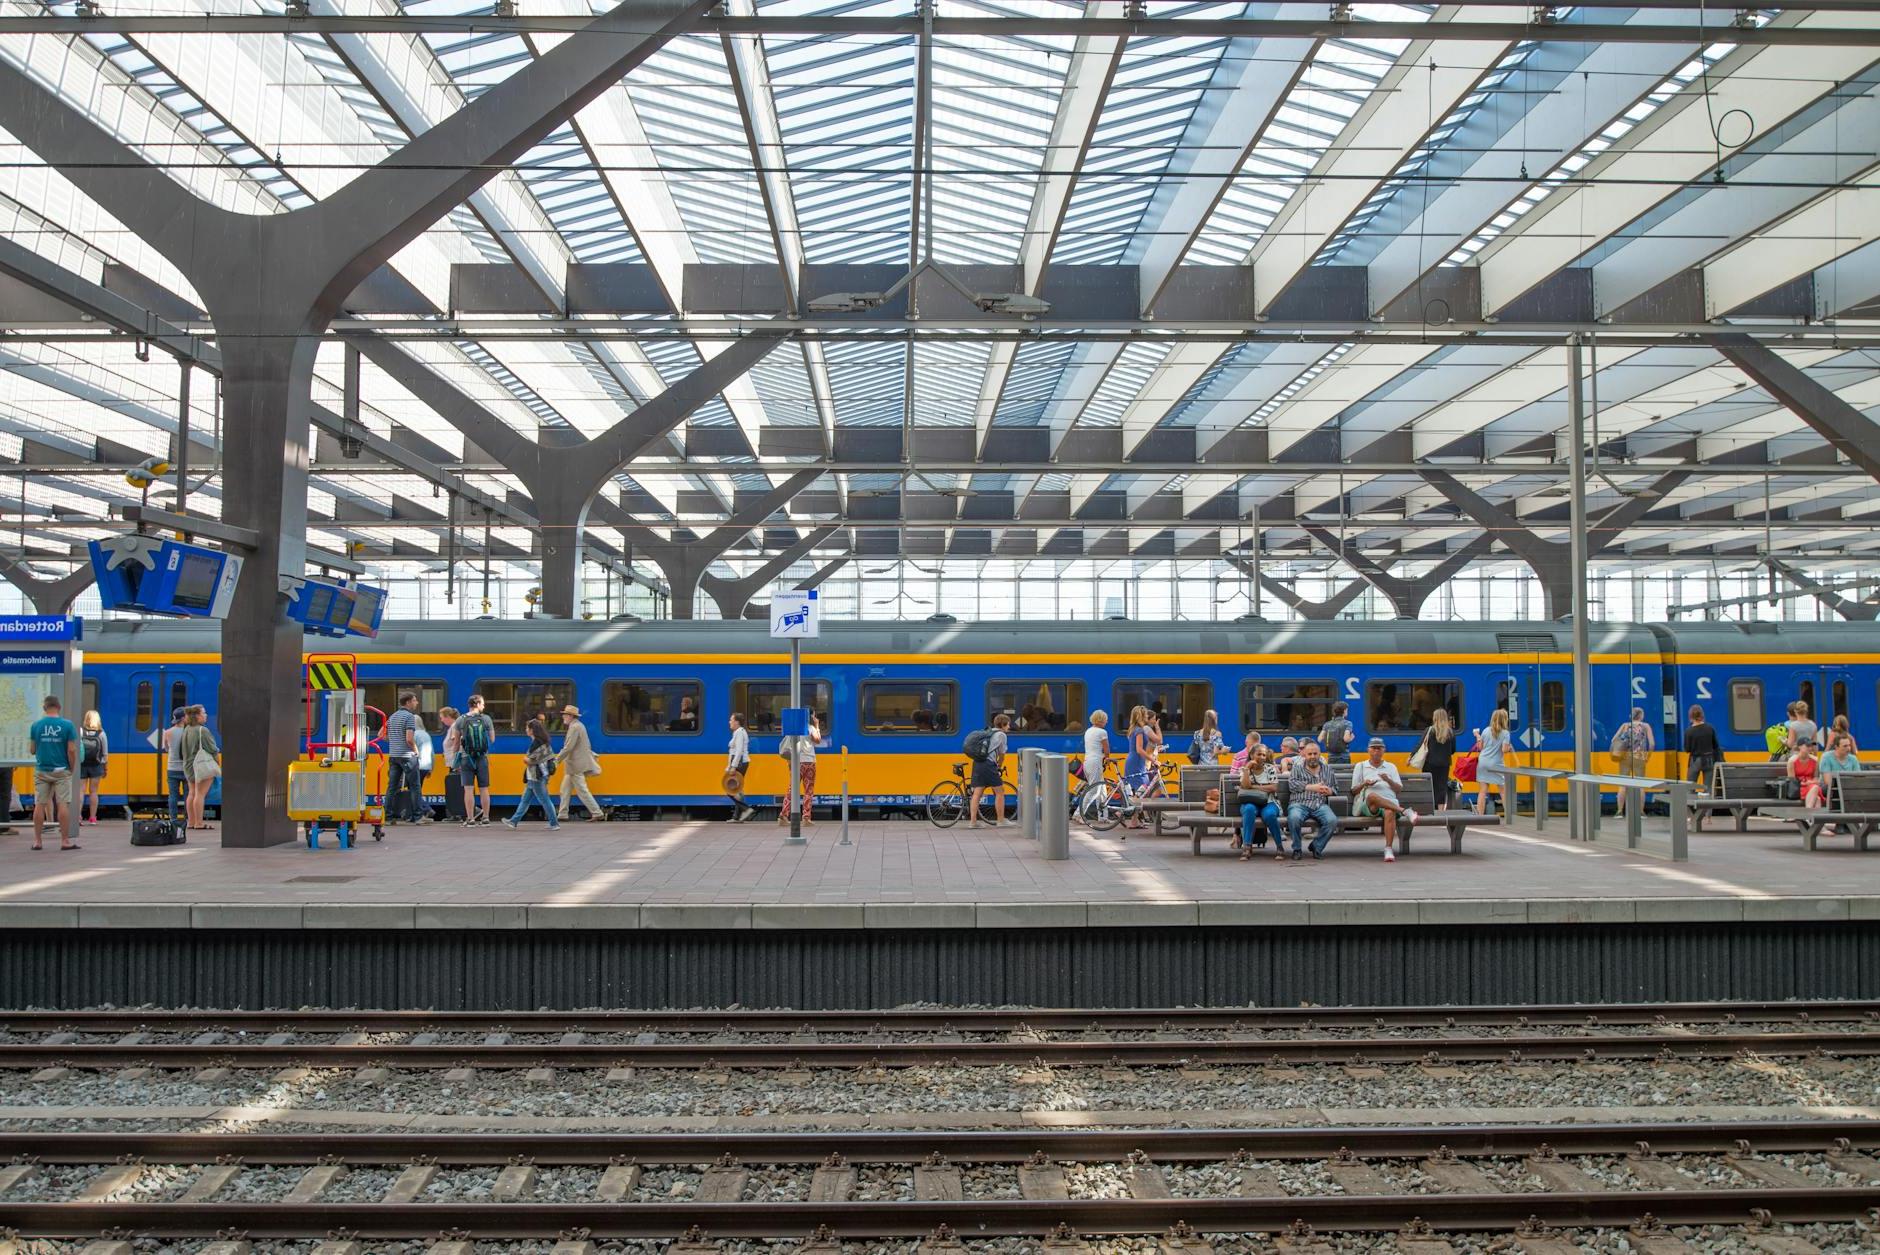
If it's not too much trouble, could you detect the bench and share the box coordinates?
[1689,762,1801,832]
[1794,771,1880,852]
[1137,766,1228,834]
[1171,771,1476,855]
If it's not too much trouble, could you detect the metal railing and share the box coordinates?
[1492,765,1689,860]
[1489,765,1572,832]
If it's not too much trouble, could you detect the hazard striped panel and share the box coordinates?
[306,659,356,691]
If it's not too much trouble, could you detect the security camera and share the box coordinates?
[808,292,886,314]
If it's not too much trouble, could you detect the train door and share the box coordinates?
[1791,666,1851,744]
[127,669,188,800]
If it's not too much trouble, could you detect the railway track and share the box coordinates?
[6,999,1877,1071]
[0,1122,1875,1243]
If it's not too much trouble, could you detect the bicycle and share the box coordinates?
[926,762,1014,827]
[1077,758,1179,833]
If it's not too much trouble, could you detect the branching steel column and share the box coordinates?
[632,471,823,619]
[1567,336,1593,783]
[0,0,712,847]
[1223,555,1375,621]
[700,524,842,620]
[1768,559,1880,621]
[1299,526,1495,618]
[348,333,789,618]
[1713,336,1880,482]
[0,557,95,616]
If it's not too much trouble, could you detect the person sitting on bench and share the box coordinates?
[1351,736,1417,864]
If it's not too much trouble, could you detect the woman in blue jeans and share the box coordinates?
[1237,742,1283,861]
[503,717,561,830]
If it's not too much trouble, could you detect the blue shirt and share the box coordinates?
[30,716,76,773]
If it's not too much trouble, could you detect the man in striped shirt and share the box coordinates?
[383,690,426,825]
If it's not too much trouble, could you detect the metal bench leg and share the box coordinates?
[1735,808,1749,833]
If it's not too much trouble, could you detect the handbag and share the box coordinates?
[1408,734,1428,773]
[1186,736,1204,765]
[1235,788,1269,808]
[1204,787,1221,815]
[191,748,222,780]
[1451,752,1479,784]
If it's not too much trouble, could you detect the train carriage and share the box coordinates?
[74,618,1880,815]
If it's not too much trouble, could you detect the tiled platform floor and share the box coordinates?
[2,811,1872,930]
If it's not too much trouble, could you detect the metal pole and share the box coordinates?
[785,636,806,845]
[1567,335,1595,839]
[839,745,851,847]
[174,360,191,517]
[1039,754,1069,859]
[1018,746,1041,839]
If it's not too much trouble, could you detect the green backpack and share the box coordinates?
[1764,723,1788,755]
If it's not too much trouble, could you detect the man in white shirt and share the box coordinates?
[1351,736,1417,863]
[725,712,753,823]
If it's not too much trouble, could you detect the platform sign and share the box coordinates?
[0,616,81,643]
[0,616,81,767]
[770,590,819,639]
[89,537,242,619]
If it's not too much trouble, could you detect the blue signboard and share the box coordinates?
[89,537,242,619]
[0,652,63,673]
[0,616,80,643]
[284,577,389,639]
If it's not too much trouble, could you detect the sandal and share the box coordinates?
[59,843,80,851]
[1239,848,1251,862]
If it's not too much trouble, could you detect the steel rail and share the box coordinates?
[1,1120,1874,1165]
[8,999,1876,1034]
[5,1031,1877,1069]
[2,1190,1877,1239]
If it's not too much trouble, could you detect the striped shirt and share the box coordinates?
[385,707,421,759]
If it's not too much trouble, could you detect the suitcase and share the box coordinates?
[131,817,184,846]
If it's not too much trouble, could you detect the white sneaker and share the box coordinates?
[1402,809,1419,826]
[1383,847,1396,862]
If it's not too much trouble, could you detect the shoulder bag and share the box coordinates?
[1408,731,1429,773]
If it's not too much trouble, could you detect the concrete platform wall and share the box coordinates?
[5,923,1878,1010]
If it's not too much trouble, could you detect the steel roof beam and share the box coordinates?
[1712,336,1880,484]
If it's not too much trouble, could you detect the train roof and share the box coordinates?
[83,616,1880,658]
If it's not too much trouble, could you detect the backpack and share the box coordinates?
[1764,723,1788,755]
[461,714,492,760]
[1611,723,1638,755]
[962,728,994,762]
[81,730,102,765]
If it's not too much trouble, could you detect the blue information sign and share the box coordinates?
[0,652,64,673]
[0,616,80,643]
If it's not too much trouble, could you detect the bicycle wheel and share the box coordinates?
[1078,779,1124,832]
[926,779,967,827]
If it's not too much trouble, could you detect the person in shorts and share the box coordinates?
[1350,736,1416,863]
[29,694,79,851]
[456,694,495,826]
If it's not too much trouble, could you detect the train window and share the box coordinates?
[170,679,188,721]
[1539,680,1566,733]
[473,680,573,736]
[986,680,1086,733]
[81,679,98,720]
[860,681,957,734]
[733,680,833,736]
[1729,679,1763,733]
[1239,680,1335,735]
[603,681,703,735]
[1798,679,1815,719]
[1366,680,1461,735]
[1112,680,1210,734]
[133,681,154,734]
[362,681,447,735]
[1831,679,1848,724]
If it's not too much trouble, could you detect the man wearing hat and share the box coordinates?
[554,703,605,821]
[1351,736,1417,863]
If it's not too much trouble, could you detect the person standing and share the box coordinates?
[438,706,465,822]
[554,704,605,822]
[1350,736,1416,863]
[1317,701,1356,765]
[29,694,79,851]
[1472,708,1513,816]
[1082,709,1110,788]
[1787,701,1819,756]
[179,705,220,833]
[162,706,189,830]
[503,717,561,830]
[1189,708,1226,766]
[968,712,1012,828]
[1283,740,1339,861]
[1829,714,1858,758]
[778,713,820,826]
[77,708,108,826]
[1611,706,1655,817]
[456,694,495,826]
[1684,705,1719,795]
[383,690,423,825]
[1414,708,1458,807]
[725,712,753,822]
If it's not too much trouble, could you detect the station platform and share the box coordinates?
[3,815,1875,1010]
[0,813,1872,929]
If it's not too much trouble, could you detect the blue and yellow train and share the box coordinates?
[74,617,1878,811]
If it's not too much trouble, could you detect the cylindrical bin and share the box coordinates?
[1039,753,1070,860]
[1017,746,1041,839]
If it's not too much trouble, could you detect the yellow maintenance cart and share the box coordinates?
[286,652,385,848]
